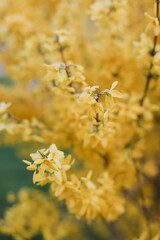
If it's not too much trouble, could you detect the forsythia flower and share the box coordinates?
[0,189,77,240]
[145,12,160,36]
[142,98,159,121]
[0,102,11,114]
[105,81,123,98]
[44,63,86,92]
[54,29,72,44]
[133,33,153,58]
[0,0,160,239]
[88,0,128,33]
[79,85,99,103]
[23,144,125,222]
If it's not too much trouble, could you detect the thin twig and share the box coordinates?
[98,152,109,166]
[140,0,159,106]
[133,158,152,239]
[55,35,70,77]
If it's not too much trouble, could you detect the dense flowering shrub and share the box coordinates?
[0,0,160,239]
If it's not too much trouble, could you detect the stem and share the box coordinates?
[94,92,104,128]
[140,0,159,106]
[140,63,153,106]
[133,159,152,240]
[95,93,101,124]
[99,153,109,166]
[157,0,159,18]
[55,35,70,77]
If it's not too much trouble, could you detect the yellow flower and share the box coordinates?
[142,98,159,121]
[23,144,72,186]
[133,33,152,58]
[54,29,72,44]
[104,81,123,98]
[44,63,68,84]
[145,12,160,36]
[109,81,123,98]
[79,86,99,103]
[0,102,11,114]
[81,171,96,190]
[118,97,142,120]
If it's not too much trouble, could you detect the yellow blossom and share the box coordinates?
[145,12,160,36]
[0,102,11,114]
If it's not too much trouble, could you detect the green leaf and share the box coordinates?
[104,89,110,95]
[68,72,74,77]
[151,73,159,80]
[59,68,65,74]
[99,119,104,126]
[61,44,69,50]
[148,46,154,56]
[110,6,116,11]
[93,126,98,133]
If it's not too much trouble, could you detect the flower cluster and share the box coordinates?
[44,63,86,92]
[0,189,77,240]
[23,144,124,222]
[0,0,160,239]
[0,102,47,142]
[88,0,128,34]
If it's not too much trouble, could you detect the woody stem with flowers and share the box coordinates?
[140,0,159,106]
[133,2,160,236]
[55,35,70,77]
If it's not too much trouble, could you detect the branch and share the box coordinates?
[140,0,159,106]
[55,35,70,77]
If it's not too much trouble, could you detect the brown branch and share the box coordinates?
[133,158,152,239]
[55,35,70,77]
[98,152,109,166]
[94,92,103,130]
[140,0,159,106]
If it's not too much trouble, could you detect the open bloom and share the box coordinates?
[0,102,11,114]
[104,81,123,99]
[145,12,160,36]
